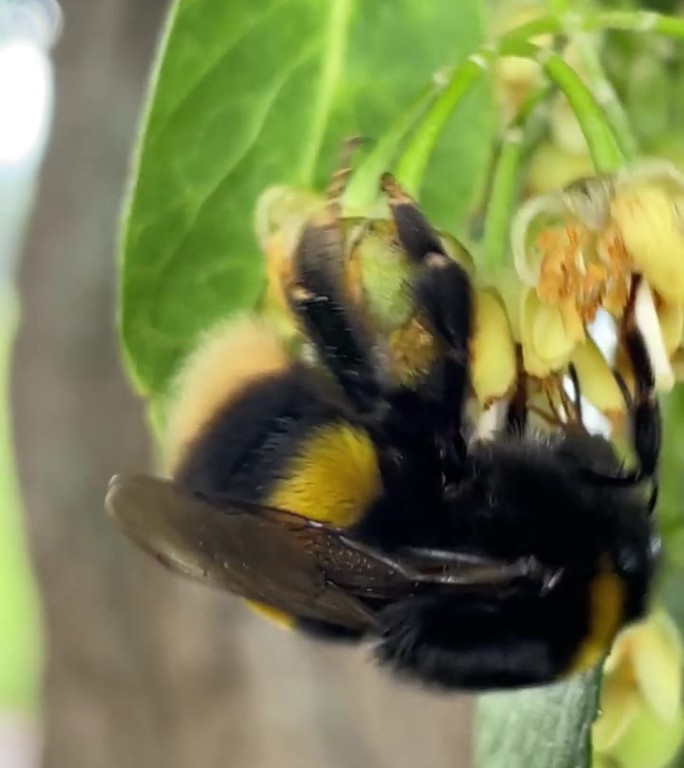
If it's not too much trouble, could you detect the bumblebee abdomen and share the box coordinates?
[266,419,382,527]
[165,318,292,473]
[166,319,382,528]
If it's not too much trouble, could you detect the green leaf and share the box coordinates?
[477,670,601,768]
[120,0,494,400]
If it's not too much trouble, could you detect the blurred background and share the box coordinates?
[0,1,472,766]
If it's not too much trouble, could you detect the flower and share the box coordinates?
[593,608,684,768]
[512,162,684,392]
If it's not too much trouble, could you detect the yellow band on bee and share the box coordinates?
[567,569,625,675]
[267,422,382,527]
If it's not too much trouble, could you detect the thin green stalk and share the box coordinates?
[344,83,443,212]
[395,55,493,197]
[482,126,525,270]
[482,85,552,270]
[505,9,684,46]
[571,31,638,160]
[298,0,352,184]
[395,7,682,198]
[508,41,625,171]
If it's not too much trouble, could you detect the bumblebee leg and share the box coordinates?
[619,279,662,495]
[596,281,661,507]
[287,140,381,413]
[623,322,661,482]
[375,587,587,691]
[567,362,584,425]
[287,233,382,413]
[505,345,528,436]
[380,173,473,440]
[380,173,446,261]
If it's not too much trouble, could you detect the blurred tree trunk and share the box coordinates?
[11,1,472,767]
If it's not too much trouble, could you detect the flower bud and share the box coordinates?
[470,288,517,405]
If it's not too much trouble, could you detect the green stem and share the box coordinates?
[344,83,442,212]
[506,10,684,45]
[395,56,492,197]
[396,7,682,197]
[482,127,524,270]
[571,31,638,161]
[298,0,352,184]
[517,42,625,171]
[482,86,552,270]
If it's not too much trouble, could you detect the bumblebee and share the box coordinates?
[108,157,660,691]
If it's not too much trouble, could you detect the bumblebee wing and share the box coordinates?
[105,474,376,630]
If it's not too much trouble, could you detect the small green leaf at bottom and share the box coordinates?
[477,669,601,768]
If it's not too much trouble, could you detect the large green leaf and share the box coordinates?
[120,0,494,399]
